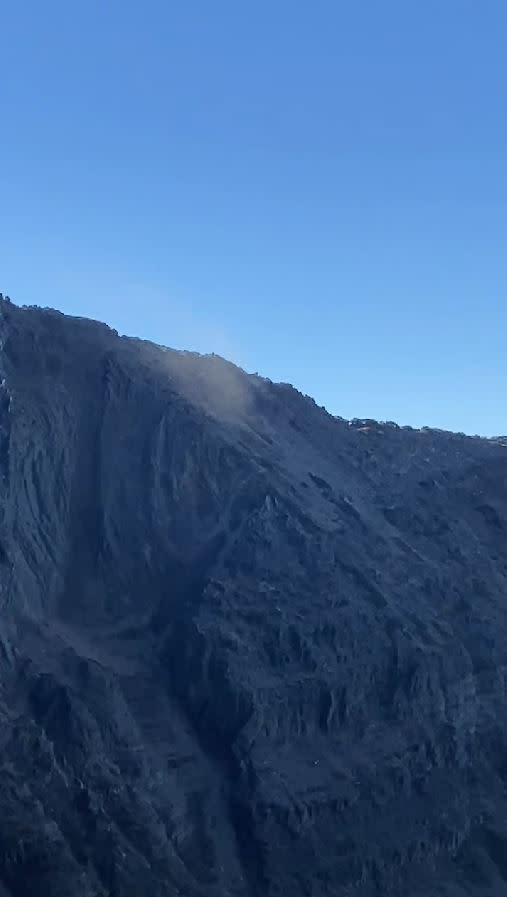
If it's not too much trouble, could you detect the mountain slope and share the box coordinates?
[0,298,507,896]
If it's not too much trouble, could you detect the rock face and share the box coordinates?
[0,299,507,897]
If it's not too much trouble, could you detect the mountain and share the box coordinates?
[0,297,506,896]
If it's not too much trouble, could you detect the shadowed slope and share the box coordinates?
[0,298,506,896]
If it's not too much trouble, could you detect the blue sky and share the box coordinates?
[1,1,505,434]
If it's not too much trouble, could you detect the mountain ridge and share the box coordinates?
[0,297,506,896]
[5,297,504,441]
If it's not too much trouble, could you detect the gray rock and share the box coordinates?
[0,297,507,896]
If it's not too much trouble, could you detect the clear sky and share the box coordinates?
[1,1,505,435]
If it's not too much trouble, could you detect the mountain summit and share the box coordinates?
[0,298,506,896]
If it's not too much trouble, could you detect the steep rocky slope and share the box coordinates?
[0,297,506,896]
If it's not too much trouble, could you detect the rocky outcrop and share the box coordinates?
[0,297,507,895]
